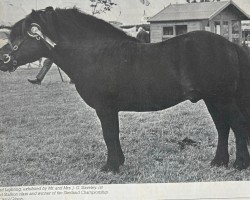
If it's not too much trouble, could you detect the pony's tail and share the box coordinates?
[236,45,250,144]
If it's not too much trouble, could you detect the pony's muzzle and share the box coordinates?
[3,54,11,64]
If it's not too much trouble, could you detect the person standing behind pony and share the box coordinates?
[136,27,150,43]
[28,58,53,85]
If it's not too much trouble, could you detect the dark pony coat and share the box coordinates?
[1,7,250,172]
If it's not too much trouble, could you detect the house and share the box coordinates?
[148,1,250,44]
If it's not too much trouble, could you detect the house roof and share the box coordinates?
[148,1,250,22]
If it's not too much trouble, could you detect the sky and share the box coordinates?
[1,0,250,25]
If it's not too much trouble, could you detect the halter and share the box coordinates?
[3,23,57,69]
[27,23,56,48]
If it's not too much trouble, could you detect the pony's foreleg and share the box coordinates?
[205,100,230,167]
[96,108,124,173]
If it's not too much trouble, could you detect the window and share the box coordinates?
[176,25,187,36]
[163,27,174,36]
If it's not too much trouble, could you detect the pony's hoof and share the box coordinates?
[211,155,229,167]
[101,164,119,174]
[233,158,250,170]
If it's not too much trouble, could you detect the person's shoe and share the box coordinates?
[28,78,41,85]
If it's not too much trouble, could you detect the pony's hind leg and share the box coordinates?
[228,101,250,170]
[205,100,230,167]
[96,108,124,173]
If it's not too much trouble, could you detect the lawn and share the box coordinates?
[0,67,249,187]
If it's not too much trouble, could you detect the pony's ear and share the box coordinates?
[30,9,40,22]
[31,9,37,16]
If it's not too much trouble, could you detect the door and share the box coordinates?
[232,20,241,44]
[222,21,229,40]
[214,21,221,35]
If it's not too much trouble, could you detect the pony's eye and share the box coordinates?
[13,45,18,51]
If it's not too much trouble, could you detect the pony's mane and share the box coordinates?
[10,7,138,42]
[54,7,138,41]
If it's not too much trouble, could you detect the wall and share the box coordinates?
[150,21,201,43]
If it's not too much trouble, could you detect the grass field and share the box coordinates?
[0,67,249,187]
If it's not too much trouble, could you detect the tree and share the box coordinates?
[90,0,117,15]
[89,0,150,15]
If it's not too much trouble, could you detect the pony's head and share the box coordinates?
[0,7,57,72]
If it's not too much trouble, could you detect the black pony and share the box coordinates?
[0,7,250,173]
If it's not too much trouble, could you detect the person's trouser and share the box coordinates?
[36,59,53,81]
